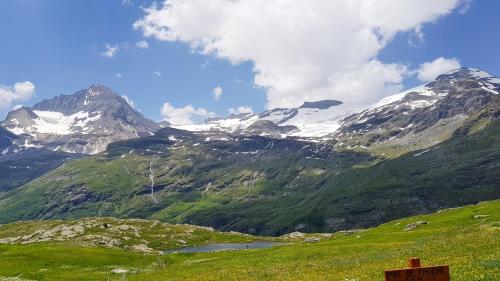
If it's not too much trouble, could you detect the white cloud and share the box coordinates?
[212,86,223,101]
[134,0,466,109]
[121,95,135,108]
[0,81,36,110]
[417,57,461,82]
[115,73,123,78]
[11,104,23,111]
[228,106,253,115]
[136,40,149,49]
[154,71,161,76]
[161,102,216,125]
[121,0,133,6]
[101,44,119,58]
[459,0,473,14]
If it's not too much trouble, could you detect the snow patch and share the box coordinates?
[414,149,431,157]
[7,110,102,136]
[481,86,499,95]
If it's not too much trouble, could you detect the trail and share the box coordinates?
[149,155,158,203]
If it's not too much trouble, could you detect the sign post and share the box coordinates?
[384,257,450,281]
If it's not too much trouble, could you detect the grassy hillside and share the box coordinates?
[0,200,498,280]
[0,149,82,192]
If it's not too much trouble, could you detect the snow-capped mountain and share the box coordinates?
[176,99,352,138]
[1,84,160,155]
[333,67,500,152]
[176,67,499,146]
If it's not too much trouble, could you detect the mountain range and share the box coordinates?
[0,67,498,235]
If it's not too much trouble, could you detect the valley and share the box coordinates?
[0,200,497,280]
[0,68,499,236]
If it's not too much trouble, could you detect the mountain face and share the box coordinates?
[1,84,160,155]
[332,68,500,155]
[0,101,498,234]
[0,85,160,192]
[0,127,16,151]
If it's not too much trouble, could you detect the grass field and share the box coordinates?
[0,200,498,280]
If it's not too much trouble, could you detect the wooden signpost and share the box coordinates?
[384,257,450,281]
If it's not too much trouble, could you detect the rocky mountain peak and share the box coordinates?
[87,84,114,95]
[299,100,343,110]
[32,84,127,115]
[435,67,494,81]
[0,84,160,155]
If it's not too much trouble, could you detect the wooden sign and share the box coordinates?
[385,257,450,281]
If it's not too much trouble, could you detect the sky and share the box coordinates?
[0,0,499,124]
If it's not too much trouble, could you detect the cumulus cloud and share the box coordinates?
[228,106,253,115]
[11,104,23,111]
[0,81,36,110]
[161,102,216,125]
[417,57,461,82]
[101,44,119,58]
[134,0,466,109]
[136,40,149,49]
[121,95,135,108]
[154,71,161,76]
[212,86,223,101]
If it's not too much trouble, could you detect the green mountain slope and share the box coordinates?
[0,200,498,280]
[0,105,498,235]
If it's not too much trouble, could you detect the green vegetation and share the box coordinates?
[0,110,499,236]
[0,150,80,192]
[0,200,498,280]
[0,217,261,253]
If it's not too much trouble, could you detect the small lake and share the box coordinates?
[165,241,282,254]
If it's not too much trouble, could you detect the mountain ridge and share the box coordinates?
[0,96,497,234]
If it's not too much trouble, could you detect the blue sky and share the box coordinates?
[0,0,499,123]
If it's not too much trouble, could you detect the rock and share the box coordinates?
[473,215,490,219]
[282,231,305,239]
[60,225,85,238]
[0,236,21,244]
[404,221,428,231]
[112,224,141,237]
[131,244,157,254]
[304,237,320,243]
[111,268,129,274]
[83,235,121,247]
